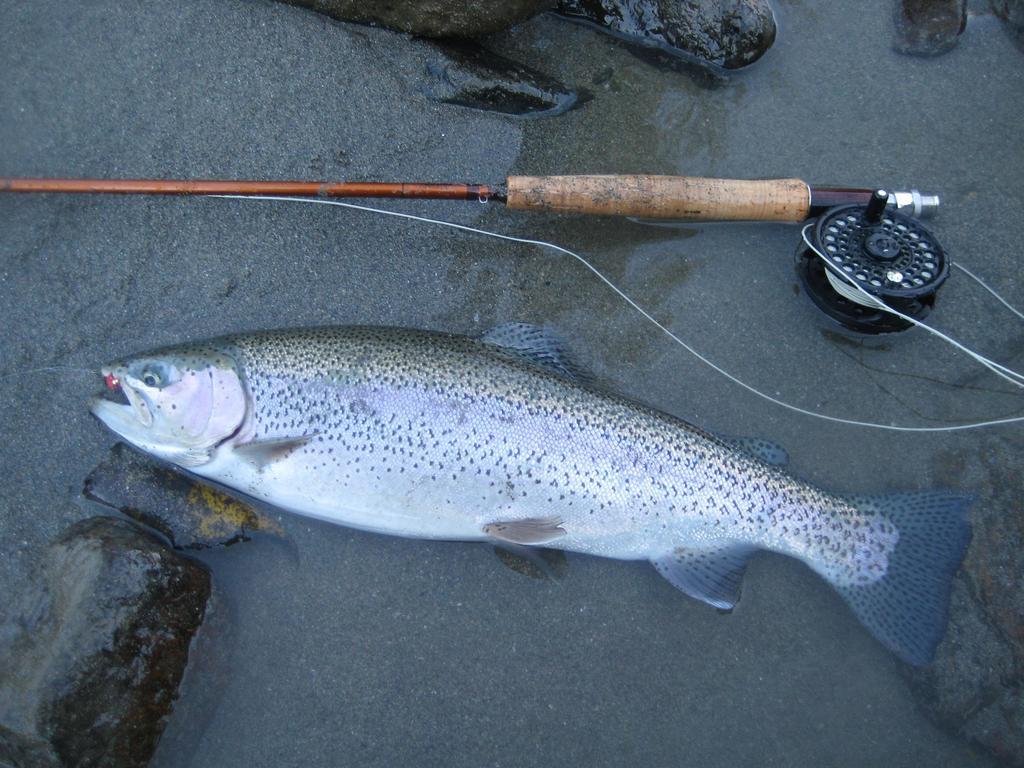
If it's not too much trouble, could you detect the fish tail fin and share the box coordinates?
[832,491,972,666]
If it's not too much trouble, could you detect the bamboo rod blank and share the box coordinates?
[0,177,496,201]
[2,174,837,222]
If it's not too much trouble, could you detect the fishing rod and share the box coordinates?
[1,174,938,220]
[2,173,945,333]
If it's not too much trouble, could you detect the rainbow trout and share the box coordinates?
[90,324,971,664]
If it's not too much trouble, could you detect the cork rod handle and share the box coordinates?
[505,175,811,222]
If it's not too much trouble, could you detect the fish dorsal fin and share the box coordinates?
[482,516,566,545]
[232,434,317,470]
[724,436,790,467]
[651,543,757,610]
[480,323,591,382]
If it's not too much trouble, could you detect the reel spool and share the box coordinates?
[796,190,949,334]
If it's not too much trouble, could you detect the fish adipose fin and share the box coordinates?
[480,323,592,383]
[833,491,972,666]
[482,516,566,545]
[232,434,317,469]
[652,543,757,610]
[723,436,789,467]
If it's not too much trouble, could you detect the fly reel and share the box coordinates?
[796,190,949,334]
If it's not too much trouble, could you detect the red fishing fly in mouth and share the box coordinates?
[104,373,120,391]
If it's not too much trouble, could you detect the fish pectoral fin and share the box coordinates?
[651,543,757,611]
[231,434,317,469]
[482,516,566,545]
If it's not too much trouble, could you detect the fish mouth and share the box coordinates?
[99,375,130,406]
[90,367,152,437]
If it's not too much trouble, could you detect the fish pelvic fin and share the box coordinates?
[831,491,973,666]
[651,543,757,610]
[483,516,566,545]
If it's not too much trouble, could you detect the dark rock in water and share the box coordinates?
[84,443,282,549]
[278,0,554,38]
[555,0,777,71]
[425,42,587,117]
[906,438,1024,766]
[991,0,1024,49]
[894,0,967,56]
[0,516,211,768]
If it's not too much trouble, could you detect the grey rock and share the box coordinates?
[991,0,1024,48]
[906,438,1024,766]
[0,726,60,768]
[992,0,1024,26]
[555,0,777,70]
[425,42,587,117]
[894,0,967,56]
[148,590,230,768]
[278,0,554,38]
[83,443,283,550]
[0,517,212,768]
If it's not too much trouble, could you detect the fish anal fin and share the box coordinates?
[483,516,566,545]
[232,434,317,469]
[651,543,757,610]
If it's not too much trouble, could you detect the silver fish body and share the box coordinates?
[90,324,971,665]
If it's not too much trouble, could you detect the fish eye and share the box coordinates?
[140,365,166,388]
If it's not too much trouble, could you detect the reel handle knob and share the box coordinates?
[864,189,889,224]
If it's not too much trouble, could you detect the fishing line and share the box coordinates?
[0,365,95,383]
[213,194,1024,432]
[952,262,1024,322]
